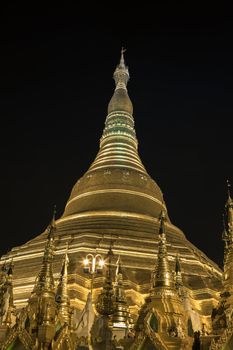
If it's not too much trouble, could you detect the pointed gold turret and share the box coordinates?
[33,210,56,294]
[212,182,233,333]
[222,180,233,294]
[153,210,173,289]
[55,250,70,324]
[222,181,233,265]
[29,210,57,348]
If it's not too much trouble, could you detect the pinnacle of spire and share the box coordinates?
[119,47,126,68]
[55,250,70,323]
[107,48,133,116]
[226,180,233,210]
[153,211,173,289]
[113,47,129,91]
[227,180,232,198]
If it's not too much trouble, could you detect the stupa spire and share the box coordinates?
[220,182,233,313]
[33,208,56,293]
[86,49,147,174]
[63,50,165,221]
[153,210,173,288]
[120,47,126,67]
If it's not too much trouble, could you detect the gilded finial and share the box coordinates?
[107,48,133,115]
[227,180,232,199]
[225,180,233,215]
[120,47,126,68]
[121,47,126,54]
[112,48,130,91]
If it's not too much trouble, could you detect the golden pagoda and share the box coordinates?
[0,50,229,349]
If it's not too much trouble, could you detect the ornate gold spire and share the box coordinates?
[153,210,173,288]
[227,179,232,200]
[222,181,233,258]
[33,209,56,294]
[112,256,131,327]
[55,248,70,324]
[63,50,165,220]
[96,247,115,316]
[222,181,233,294]
[112,47,129,92]
[90,48,145,173]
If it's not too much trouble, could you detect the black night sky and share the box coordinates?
[0,3,232,268]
